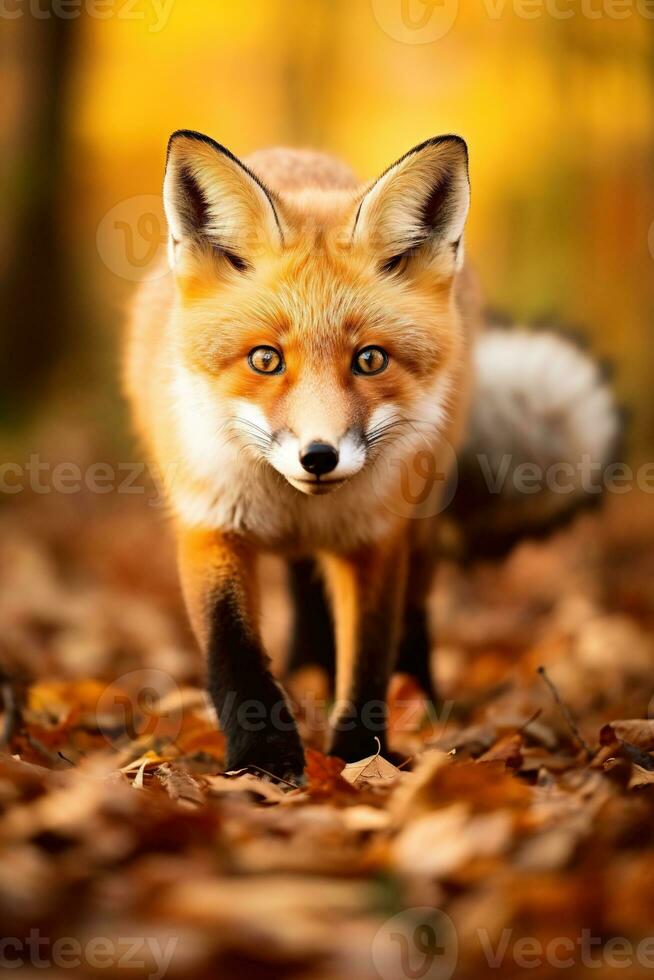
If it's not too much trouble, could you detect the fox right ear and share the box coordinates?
[163,130,285,272]
[352,135,470,277]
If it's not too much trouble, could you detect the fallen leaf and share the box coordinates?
[156,763,205,804]
[477,733,524,769]
[628,765,654,789]
[341,746,401,786]
[304,750,357,800]
[600,719,654,751]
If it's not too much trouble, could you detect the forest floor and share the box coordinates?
[1,479,654,979]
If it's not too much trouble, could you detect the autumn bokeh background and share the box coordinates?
[2,0,653,460]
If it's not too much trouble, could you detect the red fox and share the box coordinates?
[125,130,618,780]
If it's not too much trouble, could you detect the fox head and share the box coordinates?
[163,130,469,497]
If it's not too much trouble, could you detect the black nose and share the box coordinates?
[299,442,339,477]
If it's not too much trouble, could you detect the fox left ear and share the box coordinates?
[163,129,285,272]
[352,135,470,276]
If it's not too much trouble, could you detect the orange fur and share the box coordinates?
[321,537,407,704]
[177,528,260,647]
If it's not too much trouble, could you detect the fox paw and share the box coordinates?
[226,730,306,785]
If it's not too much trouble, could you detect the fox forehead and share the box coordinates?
[178,243,453,376]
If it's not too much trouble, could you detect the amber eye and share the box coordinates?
[248,346,284,375]
[352,346,389,376]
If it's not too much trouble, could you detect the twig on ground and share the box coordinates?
[229,765,300,789]
[25,733,69,768]
[537,666,593,759]
[517,707,543,736]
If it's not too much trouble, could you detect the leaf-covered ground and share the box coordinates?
[1,484,653,979]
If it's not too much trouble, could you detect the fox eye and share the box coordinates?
[248,346,284,375]
[352,346,389,376]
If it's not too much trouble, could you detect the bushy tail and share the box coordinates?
[448,327,622,560]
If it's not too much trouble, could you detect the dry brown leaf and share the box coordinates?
[204,771,289,804]
[156,763,205,804]
[477,733,524,769]
[600,719,654,751]
[341,748,402,786]
[628,765,654,789]
[304,749,357,800]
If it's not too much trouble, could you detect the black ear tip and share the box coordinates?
[433,133,469,160]
[407,134,468,168]
[166,129,227,164]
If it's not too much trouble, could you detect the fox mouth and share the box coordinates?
[288,476,347,496]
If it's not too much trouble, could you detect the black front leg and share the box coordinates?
[178,528,305,782]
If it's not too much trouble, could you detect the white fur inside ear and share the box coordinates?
[353,138,470,263]
[166,234,178,270]
[163,170,186,247]
[163,133,284,267]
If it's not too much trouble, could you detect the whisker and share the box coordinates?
[365,414,445,461]
[233,416,279,446]
[221,415,279,456]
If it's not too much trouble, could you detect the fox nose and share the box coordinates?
[299,442,339,477]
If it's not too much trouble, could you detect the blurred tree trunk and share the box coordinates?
[0,15,78,425]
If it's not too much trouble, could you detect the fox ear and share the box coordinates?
[163,130,284,271]
[352,135,469,276]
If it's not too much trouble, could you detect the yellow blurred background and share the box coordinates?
[2,0,653,454]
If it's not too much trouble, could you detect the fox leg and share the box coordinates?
[395,546,439,703]
[285,558,335,685]
[321,537,408,762]
[177,527,305,781]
